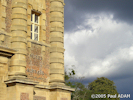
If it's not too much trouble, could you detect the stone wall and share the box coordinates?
[0,0,74,100]
[0,57,8,100]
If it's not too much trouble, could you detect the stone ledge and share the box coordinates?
[35,84,51,89]
[50,85,75,92]
[35,84,75,92]
[50,0,64,4]
[0,46,16,58]
[4,78,75,92]
[28,39,51,47]
[49,79,64,83]
[4,78,38,85]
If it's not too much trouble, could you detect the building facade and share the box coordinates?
[0,0,74,100]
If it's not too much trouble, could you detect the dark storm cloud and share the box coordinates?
[64,1,133,98]
[64,0,133,32]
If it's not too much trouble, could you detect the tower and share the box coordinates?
[0,0,74,100]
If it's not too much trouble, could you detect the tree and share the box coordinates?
[65,67,91,100]
[65,68,75,81]
[88,77,120,100]
[65,67,120,100]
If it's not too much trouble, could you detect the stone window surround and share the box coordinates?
[27,1,46,42]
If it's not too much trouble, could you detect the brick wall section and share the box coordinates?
[45,0,50,83]
[20,93,29,100]
[5,0,12,33]
[26,43,49,82]
[46,0,50,44]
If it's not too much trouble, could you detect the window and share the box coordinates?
[31,13,40,41]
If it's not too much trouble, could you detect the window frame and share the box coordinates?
[31,12,40,41]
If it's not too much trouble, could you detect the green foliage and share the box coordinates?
[65,68,91,100]
[72,82,91,100]
[65,67,119,100]
[65,68,75,81]
[88,77,120,100]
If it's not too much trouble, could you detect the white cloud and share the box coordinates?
[64,13,133,79]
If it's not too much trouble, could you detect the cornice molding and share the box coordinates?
[0,46,16,58]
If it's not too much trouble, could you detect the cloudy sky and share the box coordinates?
[64,0,133,99]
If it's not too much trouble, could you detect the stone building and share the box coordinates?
[0,0,74,100]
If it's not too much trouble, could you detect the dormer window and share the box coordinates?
[31,12,40,41]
